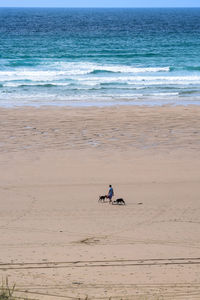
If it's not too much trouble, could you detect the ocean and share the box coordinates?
[0,7,200,107]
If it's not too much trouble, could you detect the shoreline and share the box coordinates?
[1,100,200,109]
[1,102,199,108]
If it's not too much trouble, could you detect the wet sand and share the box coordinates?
[0,105,200,299]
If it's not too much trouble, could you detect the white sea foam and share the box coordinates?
[150,92,179,96]
[77,75,200,85]
[2,74,200,88]
[0,70,66,81]
[3,81,71,87]
[0,62,200,107]
[1,69,200,89]
[0,63,171,81]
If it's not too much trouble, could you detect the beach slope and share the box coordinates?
[0,106,200,299]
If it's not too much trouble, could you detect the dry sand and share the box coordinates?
[0,105,200,299]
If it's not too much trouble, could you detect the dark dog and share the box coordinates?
[99,195,108,202]
[112,198,126,205]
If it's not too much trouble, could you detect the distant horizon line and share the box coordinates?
[0,6,200,8]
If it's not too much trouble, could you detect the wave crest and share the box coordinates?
[88,66,170,74]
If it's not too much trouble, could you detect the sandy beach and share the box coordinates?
[0,105,200,300]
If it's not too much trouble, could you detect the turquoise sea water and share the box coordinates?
[0,8,200,107]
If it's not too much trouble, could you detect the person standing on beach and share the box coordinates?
[107,185,114,203]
